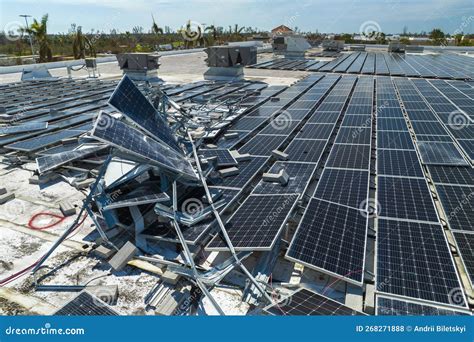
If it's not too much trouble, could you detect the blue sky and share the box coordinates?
[1,0,473,34]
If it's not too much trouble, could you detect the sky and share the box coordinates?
[1,0,473,35]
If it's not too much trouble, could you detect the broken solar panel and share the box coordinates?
[253,162,316,195]
[0,122,48,135]
[376,219,467,308]
[376,296,471,316]
[286,198,368,285]
[91,112,197,180]
[452,232,474,287]
[104,192,170,210]
[436,184,473,232]
[206,194,298,251]
[108,75,180,151]
[199,149,237,167]
[263,288,365,316]
[54,291,119,316]
[417,142,468,166]
[377,176,438,222]
[36,144,107,174]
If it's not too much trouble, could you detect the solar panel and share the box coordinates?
[411,121,448,136]
[239,134,287,156]
[5,123,92,152]
[263,288,365,316]
[341,115,371,127]
[457,140,474,161]
[54,291,119,315]
[104,191,170,210]
[296,124,335,140]
[436,184,473,232]
[36,144,107,174]
[376,296,471,316]
[377,149,424,177]
[91,113,197,180]
[307,112,340,124]
[253,162,316,195]
[259,119,300,135]
[284,139,327,163]
[335,127,371,145]
[377,175,439,222]
[452,231,474,287]
[108,75,180,151]
[377,118,408,131]
[417,142,468,166]
[313,168,369,209]
[206,194,298,251]
[199,149,237,167]
[376,107,404,118]
[377,218,467,308]
[376,131,415,150]
[228,117,267,131]
[286,198,368,285]
[0,122,48,134]
[326,144,371,170]
[211,156,268,189]
[428,166,474,185]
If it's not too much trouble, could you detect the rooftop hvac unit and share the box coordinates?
[322,40,345,52]
[272,36,311,59]
[116,53,161,81]
[388,42,406,53]
[204,46,257,80]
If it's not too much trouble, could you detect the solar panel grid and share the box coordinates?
[436,184,474,232]
[326,144,371,170]
[376,296,470,316]
[377,149,424,177]
[452,232,474,286]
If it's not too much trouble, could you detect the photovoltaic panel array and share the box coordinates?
[263,288,366,316]
[436,184,473,232]
[247,53,473,79]
[375,77,467,309]
[376,296,471,316]
[286,76,373,285]
[108,75,181,151]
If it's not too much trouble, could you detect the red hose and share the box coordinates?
[0,213,88,286]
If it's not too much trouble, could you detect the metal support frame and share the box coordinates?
[171,181,225,315]
[187,132,273,304]
[32,155,113,275]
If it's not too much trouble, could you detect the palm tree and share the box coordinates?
[23,14,52,63]
[205,25,218,45]
[151,14,163,35]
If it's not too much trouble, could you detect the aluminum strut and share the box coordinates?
[171,181,225,316]
[187,132,273,304]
